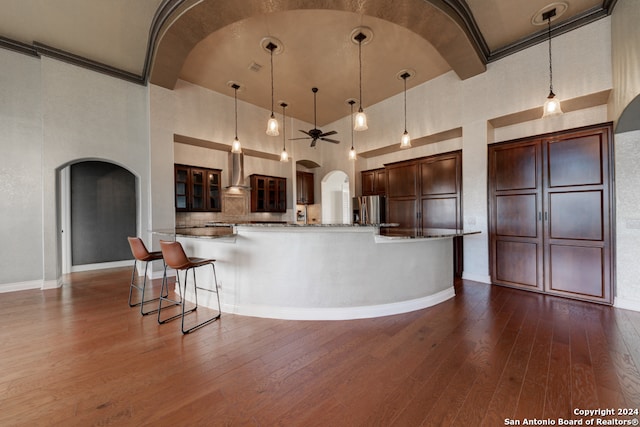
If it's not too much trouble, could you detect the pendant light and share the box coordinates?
[230,83,242,153]
[348,99,357,160]
[265,41,279,136]
[542,8,563,118]
[399,71,412,149]
[353,31,368,131]
[279,102,289,162]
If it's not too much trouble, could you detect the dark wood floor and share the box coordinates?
[2,268,640,426]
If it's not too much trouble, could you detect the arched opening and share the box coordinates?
[59,160,138,273]
[321,170,350,224]
[616,93,640,133]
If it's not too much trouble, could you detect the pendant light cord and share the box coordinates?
[547,16,553,94]
[234,86,238,139]
[403,76,408,132]
[270,48,275,115]
[350,102,355,149]
[358,40,363,110]
[282,104,286,149]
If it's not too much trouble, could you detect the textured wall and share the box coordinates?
[0,49,43,285]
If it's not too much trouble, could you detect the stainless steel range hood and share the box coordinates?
[226,152,250,189]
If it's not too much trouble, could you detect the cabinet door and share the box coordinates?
[374,169,386,195]
[303,173,314,204]
[387,162,417,198]
[420,153,460,230]
[251,176,267,212]
[277,178,287,212]
[361,171,375,196]
[190,168,207,211]
[489,141,544,291]
[207,170,221,211]
[175,165,189,211]
[296,171,313,204]
[543,127,612,303]
[296,172,304,204]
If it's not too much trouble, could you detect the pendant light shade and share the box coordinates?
[542,9,563,118]
[230,83,242,153]
[280,102,289,162]
[353,31,368,131]
[348,100,357,160]
[265,42,280,136]
[399,71,412,149]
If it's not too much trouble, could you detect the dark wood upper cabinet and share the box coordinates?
[251,174,286,213]
[174,164,221,212]
[385,152,462,233]
[361,168,386,196]
[489,123,613,304]
[296,171,314,204]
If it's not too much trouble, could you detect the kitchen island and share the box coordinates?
[153,224,478,320]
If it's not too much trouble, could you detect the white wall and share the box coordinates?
[0,49,43,286]
[610,0,640,124]
[0,51,151,290]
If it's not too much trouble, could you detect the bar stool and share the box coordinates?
[127,237,166,316]
[158,240,221,334]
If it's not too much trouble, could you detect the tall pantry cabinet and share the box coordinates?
[488,123,614,304]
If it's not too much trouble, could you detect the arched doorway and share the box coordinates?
[60,160,137,273]
[321,170,350,224]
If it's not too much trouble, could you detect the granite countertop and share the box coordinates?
[378,228,481,239]
[206,222,400,228]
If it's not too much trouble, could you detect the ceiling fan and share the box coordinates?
[290,87,339,148]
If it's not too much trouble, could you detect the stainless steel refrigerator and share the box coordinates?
[353,195,386,225]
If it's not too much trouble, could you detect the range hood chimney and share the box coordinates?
[227,152,249,189]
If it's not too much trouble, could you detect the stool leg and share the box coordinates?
[128,259,138,308]
[158,267,195,325]
[180,263,221,334]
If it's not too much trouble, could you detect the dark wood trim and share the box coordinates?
[0,35,38,57]
[33,42,145,85]
[487,5,612,63]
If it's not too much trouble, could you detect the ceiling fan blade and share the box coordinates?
[289,137,311,140]
[321,138,340,144]
[299,129,312,136]
[319,130,337,137]
[310,139,317,148]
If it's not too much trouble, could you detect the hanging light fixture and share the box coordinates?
[399,71,412,149]
[542,8,563,118]
[230,83,242,153]
[280,102,289,162]
[353,31,368,131]
[348,100,357,160]
[265,41,279,136]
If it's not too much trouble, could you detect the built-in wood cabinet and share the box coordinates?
[174,164,221,212]
[296,171,314,204]
[361,168,386,196]
[488,123,614,304]
[386,151,462,236]
[250,174,286,212]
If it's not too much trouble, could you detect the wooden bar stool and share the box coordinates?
[158,240,221,334]
[127,237,167,316]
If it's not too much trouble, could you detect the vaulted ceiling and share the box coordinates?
[0,0,616,126]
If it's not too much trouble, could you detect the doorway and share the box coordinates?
[60,160,137,273]
[321,170,350,224]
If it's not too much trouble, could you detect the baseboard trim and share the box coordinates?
[614,296,640,313]
[220,287,456,321]
[0,280,42,293]
[72,260,132,272]
[461,272,492,284]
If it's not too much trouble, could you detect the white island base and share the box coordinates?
[170,225,456,321]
